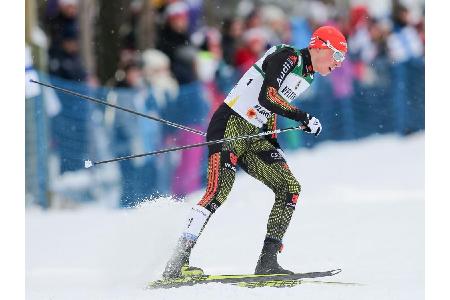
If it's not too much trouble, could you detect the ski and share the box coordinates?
[230,278,362,288]
[147,268,342,289]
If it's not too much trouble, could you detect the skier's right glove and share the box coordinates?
[300,113,322,136]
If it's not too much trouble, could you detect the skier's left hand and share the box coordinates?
[300,113,322,136]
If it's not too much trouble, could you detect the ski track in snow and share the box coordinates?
[26,133,424,300]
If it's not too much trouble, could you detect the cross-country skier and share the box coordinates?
[162,26,348,279]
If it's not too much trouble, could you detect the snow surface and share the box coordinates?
[26,133,424,300]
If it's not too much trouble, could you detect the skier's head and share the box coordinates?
[308,26,347,76]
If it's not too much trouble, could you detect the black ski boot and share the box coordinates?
[162,237,204,279]
[254,237,294,275]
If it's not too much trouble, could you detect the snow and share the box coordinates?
[26,133,424,300]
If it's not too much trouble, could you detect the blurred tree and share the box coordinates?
[27,0,48,70]
[26,0,51,208]
[136,0,157,50]
[79,0,97,80]
[96,0,131,83]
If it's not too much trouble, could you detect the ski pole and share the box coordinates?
[30,79,207,137]
[84,125,305,168]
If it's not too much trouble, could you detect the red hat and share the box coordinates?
[309,26,347,52]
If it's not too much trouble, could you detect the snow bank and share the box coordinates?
[26,133,424,300]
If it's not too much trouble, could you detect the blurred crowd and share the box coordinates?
[30,0,425,208]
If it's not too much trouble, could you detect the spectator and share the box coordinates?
[168,66,210,197]
[234,27,268,74]
[289,16,313,49]
[347,6,384,85]
[305,0,331,29]
[45,0,79,58]
[45,0,93,174]
[114,61,143,88]
[142,49,179,109]
[46,0,99,86]
[142,49,179,194]
[244,8,263,30]
[192,27,222,83]
[111,62,148,207]
[135,94,162,203]
[260,5,291,46]
[169,79,209,197]
[193,26,236,114]
[185,0,204,34]
[348,6,374,64]
[221,17,244,67]
[387,3,423,64]
[48,26,86,81]
[156,1,198,84]
[386,2,424,135]
[119,0,143,52]
[328,53,356,140]
[415,14,425,46]
[155,1,209,196]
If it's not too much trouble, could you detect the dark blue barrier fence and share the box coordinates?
[25,57,424,208]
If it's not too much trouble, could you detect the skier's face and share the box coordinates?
[311,48,345,76]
